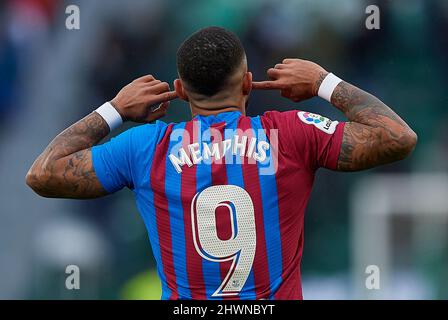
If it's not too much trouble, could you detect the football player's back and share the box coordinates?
[145,105,344,299]
[148,111,285,300]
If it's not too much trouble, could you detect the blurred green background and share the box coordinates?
[0,0,447,299]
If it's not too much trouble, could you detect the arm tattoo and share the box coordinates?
[327,81,417,171]
[27,112,110,198]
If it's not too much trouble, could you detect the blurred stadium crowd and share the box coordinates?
[1,0,447,299]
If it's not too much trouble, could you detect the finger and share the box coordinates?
[282,58,297,64]
[134,74,155,82]
[274,64,286,69]
[148,80,162,86]
[252,81,284,90]
[267,68,283,80]
[153,90,178,103]
[149,82,170,94]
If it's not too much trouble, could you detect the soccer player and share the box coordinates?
[26,27,417,300]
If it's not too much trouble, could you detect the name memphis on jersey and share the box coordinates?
[167,111,339,174]
[168,132,270,174]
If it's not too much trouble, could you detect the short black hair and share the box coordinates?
[177,26,245,96]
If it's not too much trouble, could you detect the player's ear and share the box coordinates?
[174,79,189,102]
[242,71,252,96]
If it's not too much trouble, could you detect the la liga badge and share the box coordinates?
[297,111,339,134]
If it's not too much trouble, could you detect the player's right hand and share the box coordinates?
[111,75,178,123]
[252,59,328,102]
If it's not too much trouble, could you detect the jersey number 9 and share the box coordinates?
[191,185,256,297]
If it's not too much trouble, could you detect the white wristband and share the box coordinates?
[318,73,343,102]
[95,102,123,131]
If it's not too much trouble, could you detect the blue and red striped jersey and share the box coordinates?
[92,110,345,300]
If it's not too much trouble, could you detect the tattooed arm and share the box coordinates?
[26,113,109,198]
[26,75,177,198]
[330,81,417,171]
[252,58,417,171]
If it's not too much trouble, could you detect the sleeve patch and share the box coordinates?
[297,111,339,134]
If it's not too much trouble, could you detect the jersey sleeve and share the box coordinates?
[262,110,345,172]
[91,121,165,193]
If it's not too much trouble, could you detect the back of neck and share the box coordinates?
[190,104,245,117]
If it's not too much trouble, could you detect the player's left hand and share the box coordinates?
[252,59,328,102]
[111,75,178,123]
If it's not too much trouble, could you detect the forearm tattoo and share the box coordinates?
[327,80,416,171]
[28,112,109,198]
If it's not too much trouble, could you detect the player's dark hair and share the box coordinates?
[177,26,246,96]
